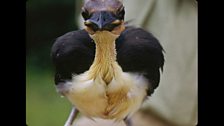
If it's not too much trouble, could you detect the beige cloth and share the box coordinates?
[76,0,198,126]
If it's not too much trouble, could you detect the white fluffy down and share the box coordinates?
[57,71,149,121]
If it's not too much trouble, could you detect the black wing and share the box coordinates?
[116,27,165,95]
[51,29,95,85]
[51,27,164,95]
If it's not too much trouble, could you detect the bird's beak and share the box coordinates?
[90,14,103,29]
[87,11,117,31]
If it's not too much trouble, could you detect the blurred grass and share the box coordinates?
[26,0,77,125]
[26,62,72,126]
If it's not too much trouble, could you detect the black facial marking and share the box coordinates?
[116,6,125,20]
[81,8,91,20]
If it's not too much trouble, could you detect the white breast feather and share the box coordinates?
[58,71,149,120]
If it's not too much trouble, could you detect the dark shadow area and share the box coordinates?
[26,0,78,70]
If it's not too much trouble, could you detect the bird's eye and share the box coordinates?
[84,20,98,31]
[104,20,122,31]
[84,20,92,26]
[111,20,122,25]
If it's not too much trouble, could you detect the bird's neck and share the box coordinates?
[88,31,122,84]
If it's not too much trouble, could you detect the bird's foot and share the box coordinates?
[64,107,79,126]
[124,117,132,126]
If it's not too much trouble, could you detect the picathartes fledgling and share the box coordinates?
[51,0,165,126]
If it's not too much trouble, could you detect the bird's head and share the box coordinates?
[82,0,125,40]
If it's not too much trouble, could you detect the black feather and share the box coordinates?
[51,27,164,96]
[51,30,95,83]
[116,27,164,95]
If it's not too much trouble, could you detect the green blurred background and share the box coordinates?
[26,0,78,126]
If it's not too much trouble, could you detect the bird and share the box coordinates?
[51,0,164,126]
